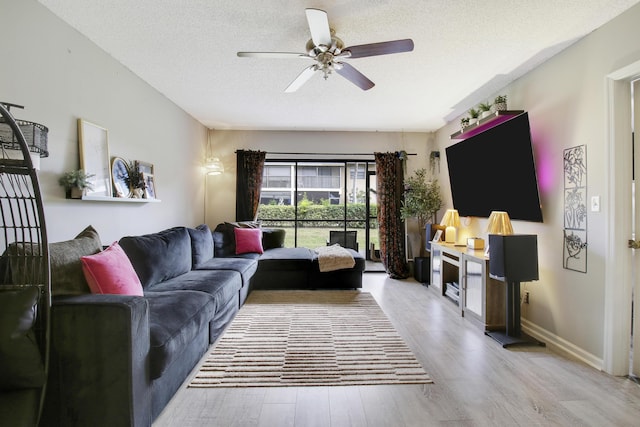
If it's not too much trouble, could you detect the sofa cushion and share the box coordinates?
[81,242,144,296]
[213,224,236,257]
[0,287,45,390]
[145,291,215,379]
[4,226,102,296]
[257,247,314,270]
[261,228,286,250]
[234,228,263,255]
[119,227,192,289]
[187,224,214,268]
[195,257,258,288]
[149,270,242,312]
[50,226,103,296]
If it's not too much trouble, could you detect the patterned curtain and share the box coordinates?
[375,152,410,279]
[236,150,266,221]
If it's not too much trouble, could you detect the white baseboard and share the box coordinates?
[522,318,603,371]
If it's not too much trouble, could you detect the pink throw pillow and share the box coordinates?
[81,242,144,296]
[235,227,264,255]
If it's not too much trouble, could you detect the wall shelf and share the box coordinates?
[451,110,525,140]
[80,195,161,203]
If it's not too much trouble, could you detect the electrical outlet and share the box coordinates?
[524,291,530,304]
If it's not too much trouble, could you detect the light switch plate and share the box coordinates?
[591,196,600,212]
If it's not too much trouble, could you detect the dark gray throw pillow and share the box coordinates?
[0,286,45,390]
[188,224,214,268]
[262,228,286,250]
[119,227,192,288]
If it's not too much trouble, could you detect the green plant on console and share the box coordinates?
[58,169,95,199]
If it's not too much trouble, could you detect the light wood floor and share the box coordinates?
[154,273,640,426]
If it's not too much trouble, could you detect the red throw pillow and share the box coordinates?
[81,242,144,296]
[234,227,264,254]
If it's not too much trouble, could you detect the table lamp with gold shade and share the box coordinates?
[440,209,460,244]
[485,211,513,255]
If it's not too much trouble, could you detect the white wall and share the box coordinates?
[1,0,208,244]
[206,130,434,227]
[434,3,640,363]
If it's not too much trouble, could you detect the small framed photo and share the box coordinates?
[432,230,443,242]
[142,173,156,199]
[136,161,154,176]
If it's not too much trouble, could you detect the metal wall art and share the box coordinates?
[563,144,587,273]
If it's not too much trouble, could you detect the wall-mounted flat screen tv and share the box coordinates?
[445,112,543,222]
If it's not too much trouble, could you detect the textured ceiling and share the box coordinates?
[38,0,640,132]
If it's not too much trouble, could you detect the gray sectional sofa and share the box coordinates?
[213,222,365,290]
[40,223,365,426]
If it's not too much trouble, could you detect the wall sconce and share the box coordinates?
[0,102,48,169]
[485,210,513,255]
[205,157,224,175]
[440,209,460,244]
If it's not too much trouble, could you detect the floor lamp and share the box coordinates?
[486,234,544,348]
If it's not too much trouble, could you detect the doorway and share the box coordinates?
[604,61,640,376]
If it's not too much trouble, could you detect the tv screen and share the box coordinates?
[445,112,543,222]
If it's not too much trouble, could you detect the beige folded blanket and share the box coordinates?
[314,244,356,272]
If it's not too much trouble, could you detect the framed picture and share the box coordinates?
[142,173,156,199]
[111,157,131,198]
[432,230,443,242]
[78,119,112,197]
[136,161,154,176]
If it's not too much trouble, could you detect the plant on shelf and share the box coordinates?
[478,102,493,118]
[401,168,443,257]
[494,94,507,111]
[126,160,147,198]
[460,117,470,130]
[468,108,479,124]
[58,169,95,199]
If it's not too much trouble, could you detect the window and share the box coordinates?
[256,160,378,254]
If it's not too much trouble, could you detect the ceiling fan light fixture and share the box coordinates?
[238,8,414,92]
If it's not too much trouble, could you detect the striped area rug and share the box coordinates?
[189,290,432,388]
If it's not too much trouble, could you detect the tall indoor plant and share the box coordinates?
[401,168,443,257]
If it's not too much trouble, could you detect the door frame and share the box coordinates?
[604,60,640,375]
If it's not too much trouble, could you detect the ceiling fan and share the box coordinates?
[237,8,414,92]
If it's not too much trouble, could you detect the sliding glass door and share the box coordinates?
[257,159,376,257]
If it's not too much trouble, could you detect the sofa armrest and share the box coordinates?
[42,294,152,427]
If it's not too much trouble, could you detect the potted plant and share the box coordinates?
[468,108,479,125]
[58,169,95,199]
[401,168,443,257]
[478,102,493,118]
[493,95,508,111]
[126,160,147,198]
[460,117,470,130]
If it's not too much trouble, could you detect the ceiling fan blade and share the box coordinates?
[335,62,374,91]
[305,8,332,47]
[344,39,414,58]
[237,52,311,59]
[285,65,318,93]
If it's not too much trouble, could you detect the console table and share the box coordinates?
[430,242,505,331]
